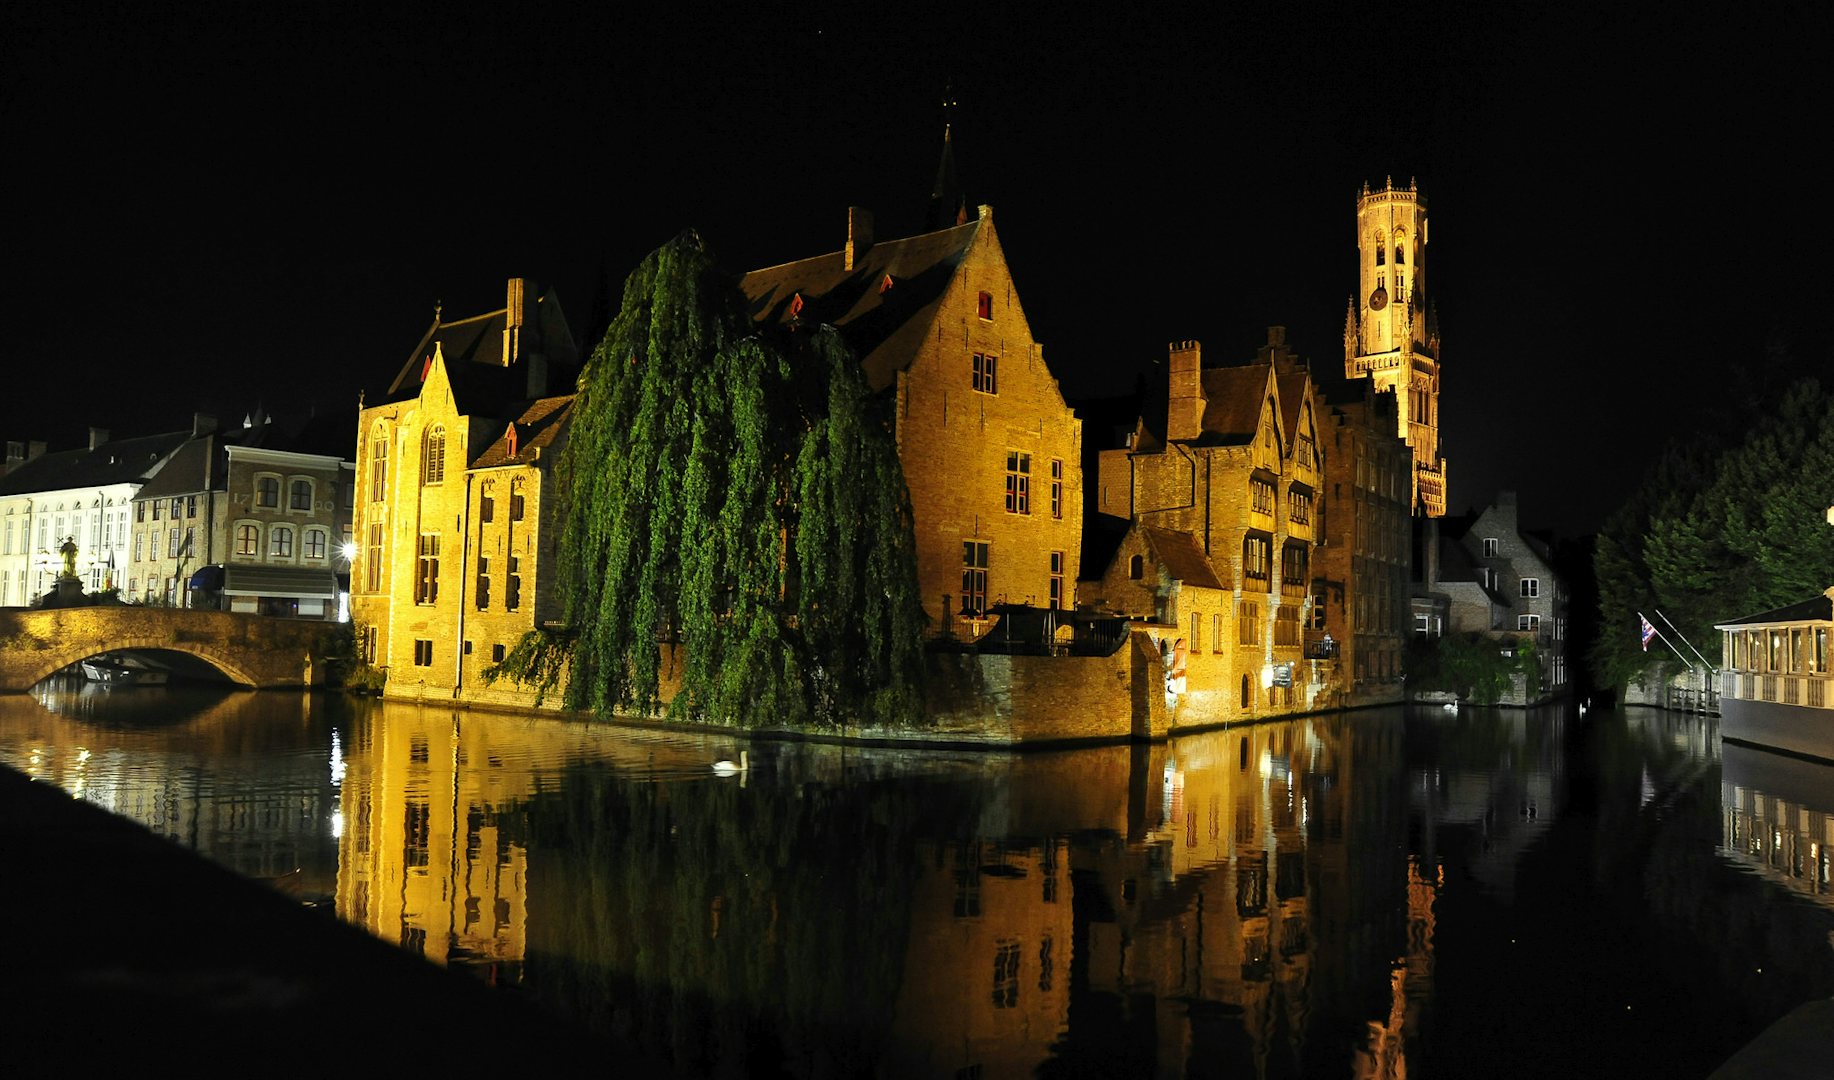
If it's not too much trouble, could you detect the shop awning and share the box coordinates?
[188,564,225,590]
[221,566,340,600]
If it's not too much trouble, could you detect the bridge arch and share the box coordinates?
[0,607,330,693]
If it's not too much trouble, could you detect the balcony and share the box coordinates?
[1303,632,1339,660]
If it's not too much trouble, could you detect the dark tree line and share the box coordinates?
[1592,376,1834,692]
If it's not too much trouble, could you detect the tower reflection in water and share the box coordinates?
[10,686,1834,1077]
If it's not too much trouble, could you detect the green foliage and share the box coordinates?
[482,627,576,707]
[1592,377,1834,691]
[554,231,927,729]
[1408,632,1541,705]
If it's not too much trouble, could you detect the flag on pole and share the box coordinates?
[1639,614,1656,652]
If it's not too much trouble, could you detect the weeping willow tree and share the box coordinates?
[490,230,926,728]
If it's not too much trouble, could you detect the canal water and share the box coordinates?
[1,680,1830,1078]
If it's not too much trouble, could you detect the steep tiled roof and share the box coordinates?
[1197,366,1270,444]
[471,396,574,469]
[0,431,189,496]
[1142,526,1227,591]
[740,219,979,391]
[1275,371,1308,445]
[383,287,579,417]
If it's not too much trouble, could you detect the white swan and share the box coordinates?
[712,749,749,776]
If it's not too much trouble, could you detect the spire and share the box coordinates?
[1342,297,1359,362]
[926,82,965,232]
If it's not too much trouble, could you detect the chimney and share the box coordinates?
[525,354,549,400]
[1166,340,1206,442]
[844,207,874,271]
[89,426,110,450]
[502,277,528,365]
[192,413,217,437]
[28,440,46,462]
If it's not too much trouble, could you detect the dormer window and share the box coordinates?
[977,291,993,320]
[880,273,895,294]
[788,293,805,319]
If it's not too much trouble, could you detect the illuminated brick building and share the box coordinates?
[1084,330,1325,725]
[349,278,577,705]
[1342,178,1447,517]
[741,204,1084,638]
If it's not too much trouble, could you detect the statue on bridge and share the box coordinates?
[58,537,78,581]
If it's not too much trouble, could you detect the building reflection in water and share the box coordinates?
[8,688,1834,1076]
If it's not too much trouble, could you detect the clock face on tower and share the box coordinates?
[1369,286,1388,311]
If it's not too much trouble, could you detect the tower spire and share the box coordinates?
[926,82,965,232]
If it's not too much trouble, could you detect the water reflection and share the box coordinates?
[3,689,1834,1078]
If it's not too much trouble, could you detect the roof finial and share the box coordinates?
[434,299,443,323]
[927,81,965,232]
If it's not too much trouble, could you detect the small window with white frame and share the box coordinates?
[1483,537,1499,557]
[1518,614,1541,632]
[1519,577,1540,598]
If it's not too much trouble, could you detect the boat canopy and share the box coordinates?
[221,566,340,600]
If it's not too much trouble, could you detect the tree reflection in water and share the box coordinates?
[4,692,1834,1078]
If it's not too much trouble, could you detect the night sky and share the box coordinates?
[4,6,1828,538]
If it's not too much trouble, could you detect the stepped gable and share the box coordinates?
[1141,526,1226,590]
[739,217,979,392]
[470,396,573,470]
[0,430,189,496]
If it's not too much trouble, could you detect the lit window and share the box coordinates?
[365,523,384,592]
[1050,459,1063,519]
[1243,534,1272,588]
[1289,487,1311,525]
[423,427,446,485]
[973,352,998,395]
[1049,551,1065,610]
[961,541,989,617]
[1250,476,1275,515]
[416,534,440,603]
[977,291,993,320]
[236,524,258,556]
[1004,452,1031,514]
[370,431,389,501]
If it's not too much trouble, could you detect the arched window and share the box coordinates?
[270,525,295,559]
[1129,554,1144,580]
[235,523,259,556]
[1374,238,1386,266]
[423,426,446,485]
[256,476,280,508]
[290,479,313,511]
[1241,676,1252,708]
[1393,232,1406,264]
[370,428,389,502]
[303,528,328,560]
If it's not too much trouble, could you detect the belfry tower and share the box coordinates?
[1343,177,1447,517]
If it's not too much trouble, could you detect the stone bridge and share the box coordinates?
[0,607,337,692]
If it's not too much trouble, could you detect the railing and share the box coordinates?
[1719,670,1833,709]
[1303,633,1338,660]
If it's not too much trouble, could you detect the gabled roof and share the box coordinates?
[1197,365,1274,446]
[1275,370,1310,447]
[0,430,189,497]
[740,218,980,391]
[134,418,356,501]
[1142,526,1227,591]
[471,396,574,469]
[1716,592,1834,629]
[382,285,579,417]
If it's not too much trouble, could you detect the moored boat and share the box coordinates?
[77,655,171,688]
